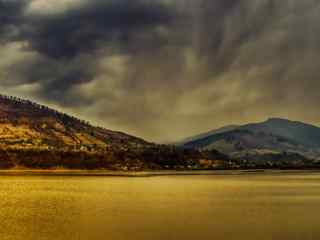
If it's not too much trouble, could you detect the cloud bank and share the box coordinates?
[1,0,320,141]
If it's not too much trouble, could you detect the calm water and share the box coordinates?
[0,172,320,240]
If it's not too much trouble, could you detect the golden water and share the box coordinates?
[0,173,319,240]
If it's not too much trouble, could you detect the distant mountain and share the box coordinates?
[177,125,239,145]
[182,118,320,159]
[241,118,320,148]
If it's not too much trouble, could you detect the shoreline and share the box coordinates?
[1,169,320,177]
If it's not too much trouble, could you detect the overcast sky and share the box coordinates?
[1,0,320,142]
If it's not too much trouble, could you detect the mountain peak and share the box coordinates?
[263,117,320,129]
[182,117,320,158]
[266,117,291,122]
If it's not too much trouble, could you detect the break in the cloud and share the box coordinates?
[1,0,320,142]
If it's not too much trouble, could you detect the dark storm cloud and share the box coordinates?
[7,54,97,105]
[21,0,174,58]
[1,0,320,141]
[0,0,176,105]
[0,0,27,39]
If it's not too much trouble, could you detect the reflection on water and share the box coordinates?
[0,173,320,240]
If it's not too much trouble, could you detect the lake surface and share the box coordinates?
[0,172,320,240]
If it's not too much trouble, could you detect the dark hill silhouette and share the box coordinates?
[182,118,320,159]
[240,118,320,148]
